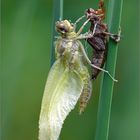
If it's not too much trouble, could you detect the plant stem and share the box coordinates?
[51,0,63,65]
[95,0,123,140]
[50,1,63,140]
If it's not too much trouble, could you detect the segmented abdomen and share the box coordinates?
[79,73,92,114]
[92,49,107,79]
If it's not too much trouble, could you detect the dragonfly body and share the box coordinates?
[39,20,93,140]
[56,37,92,114]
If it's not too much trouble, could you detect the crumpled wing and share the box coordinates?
[39,61,83,140]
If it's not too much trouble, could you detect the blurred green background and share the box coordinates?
[1,0,139,140]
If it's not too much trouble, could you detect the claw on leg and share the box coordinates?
[103,27,121,42]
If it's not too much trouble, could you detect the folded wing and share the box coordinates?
[39,60,83,140]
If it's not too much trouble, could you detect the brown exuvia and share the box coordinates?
[85,1,120,80]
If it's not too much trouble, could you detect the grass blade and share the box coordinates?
[51,0,63,65]
[50,1,63,140]
[95,0,123,140]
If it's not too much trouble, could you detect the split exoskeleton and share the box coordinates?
[75,0,121,80]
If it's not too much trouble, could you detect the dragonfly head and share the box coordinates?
[55,20,74,35]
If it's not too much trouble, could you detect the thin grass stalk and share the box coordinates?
[95,0,123,140]
[50,1,63,140]
[51,0,63,65]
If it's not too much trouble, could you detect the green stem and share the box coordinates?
[51,0,63,65]
[95,0,123,140]
[50,1,63,140]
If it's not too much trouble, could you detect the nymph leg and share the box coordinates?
[79,42,118,82]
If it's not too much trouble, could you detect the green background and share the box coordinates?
[1,0,139,140]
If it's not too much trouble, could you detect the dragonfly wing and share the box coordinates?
[39,64,83,140]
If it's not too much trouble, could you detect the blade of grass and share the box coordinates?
[95,0,123,140]
[50,1,63,140]
[51,0,63,65]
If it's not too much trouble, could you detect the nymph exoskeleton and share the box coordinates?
[85,1,121,79]
[75,1,121,80]
[39,17,117,140]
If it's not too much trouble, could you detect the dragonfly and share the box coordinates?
[39,14,118,140]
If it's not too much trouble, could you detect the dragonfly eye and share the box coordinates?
[59,27,67,32]
[59,27,64,30]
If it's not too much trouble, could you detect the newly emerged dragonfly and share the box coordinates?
[39,15,118,140]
